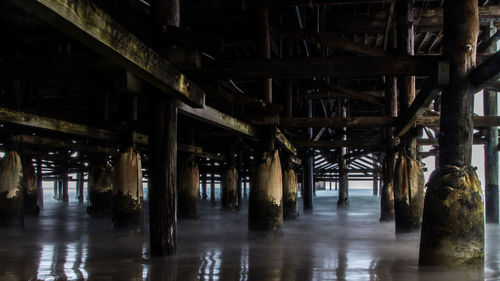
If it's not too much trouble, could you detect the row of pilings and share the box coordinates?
[0,147,300,231]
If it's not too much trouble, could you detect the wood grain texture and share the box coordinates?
[9,0,204,107]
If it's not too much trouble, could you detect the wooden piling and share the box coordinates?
[283,156,298,220]
[201,172,207,200]
[0,151,23,220]
[148,0,179,256]
[419,0,484,268]
[249,150,283,231]
[380,76,396,222]
[393,154,425,233]
[337,98,349,209]
[483,24,499,224]
[61,171,69,203]
[112,147,143,226]
[22,158,38,213]
[393,0,425,233]
[210,168,216,203]
[149,95,178,255]
[36,158,43,208]
[87,162,113,216]
[178,159,200,219]
[222,166,238,210]
[303,98,314,210]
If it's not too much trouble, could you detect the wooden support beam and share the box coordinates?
[282,31,391,56]
[10,135,117,154]
[305,86,385,105]
[417,135,490,146]
[295,139,385,149]
[478,29,500,54]
[276,128,297,155]
[8,0,205,107]
[0,106,119,141]
[196,56,440,79]
[282,115,500,129]
[416,115,500,128]
[280,116,394,129]
[206,89,283,114]
[177,102,258,138]
[396,60,449,137]
[470,50,500,93]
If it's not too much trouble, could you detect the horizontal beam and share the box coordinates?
[295,139,385,149]
[206,89,283,114]
[305,86,385,105]
[0,106,119,141]
[10,135,117,154]
[282,115,500,129]
[276,129,297,155]
[177,102,258,138]
[470,51,500,93]
[282,31,390,56]
[281,117,394,129]
[9,0,204,107]
[416,115,500,128]
[396,81,445,137]
[196,56,440,79]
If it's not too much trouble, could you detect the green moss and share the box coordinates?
[249,191,282,231]
[419,166,484,268]
[0,190,22,219]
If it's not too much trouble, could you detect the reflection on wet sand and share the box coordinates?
[0,191,498,280]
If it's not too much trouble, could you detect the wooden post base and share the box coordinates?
[249,150,283,231]
[22,162,38,214]
[283,168,298,220]
[394,155,425,233]
[112,148,143,227]
[419,166,484,268]
[0,151,23,220]
[178,159,200,219]
[380,182,395,222]
[221,166,238,211]
[88,163,113,216]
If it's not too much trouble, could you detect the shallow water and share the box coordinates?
[0,189,499,280]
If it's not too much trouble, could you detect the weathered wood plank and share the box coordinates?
[395,59,449,137]
[276,128,297,155]
[206,89,283,114]
[10,135,117,154]
[283,31,390,56]
[305,86,385,105]
[280,117,395,129]
[9,0,205,107]
[0,106,119,141]
[281,115,500,129]
[177,102,258,138]
[470,50,500,93]
[295,139,385,149]
[196,56,440,79]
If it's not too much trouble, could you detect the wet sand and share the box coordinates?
[0,190,499,280]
